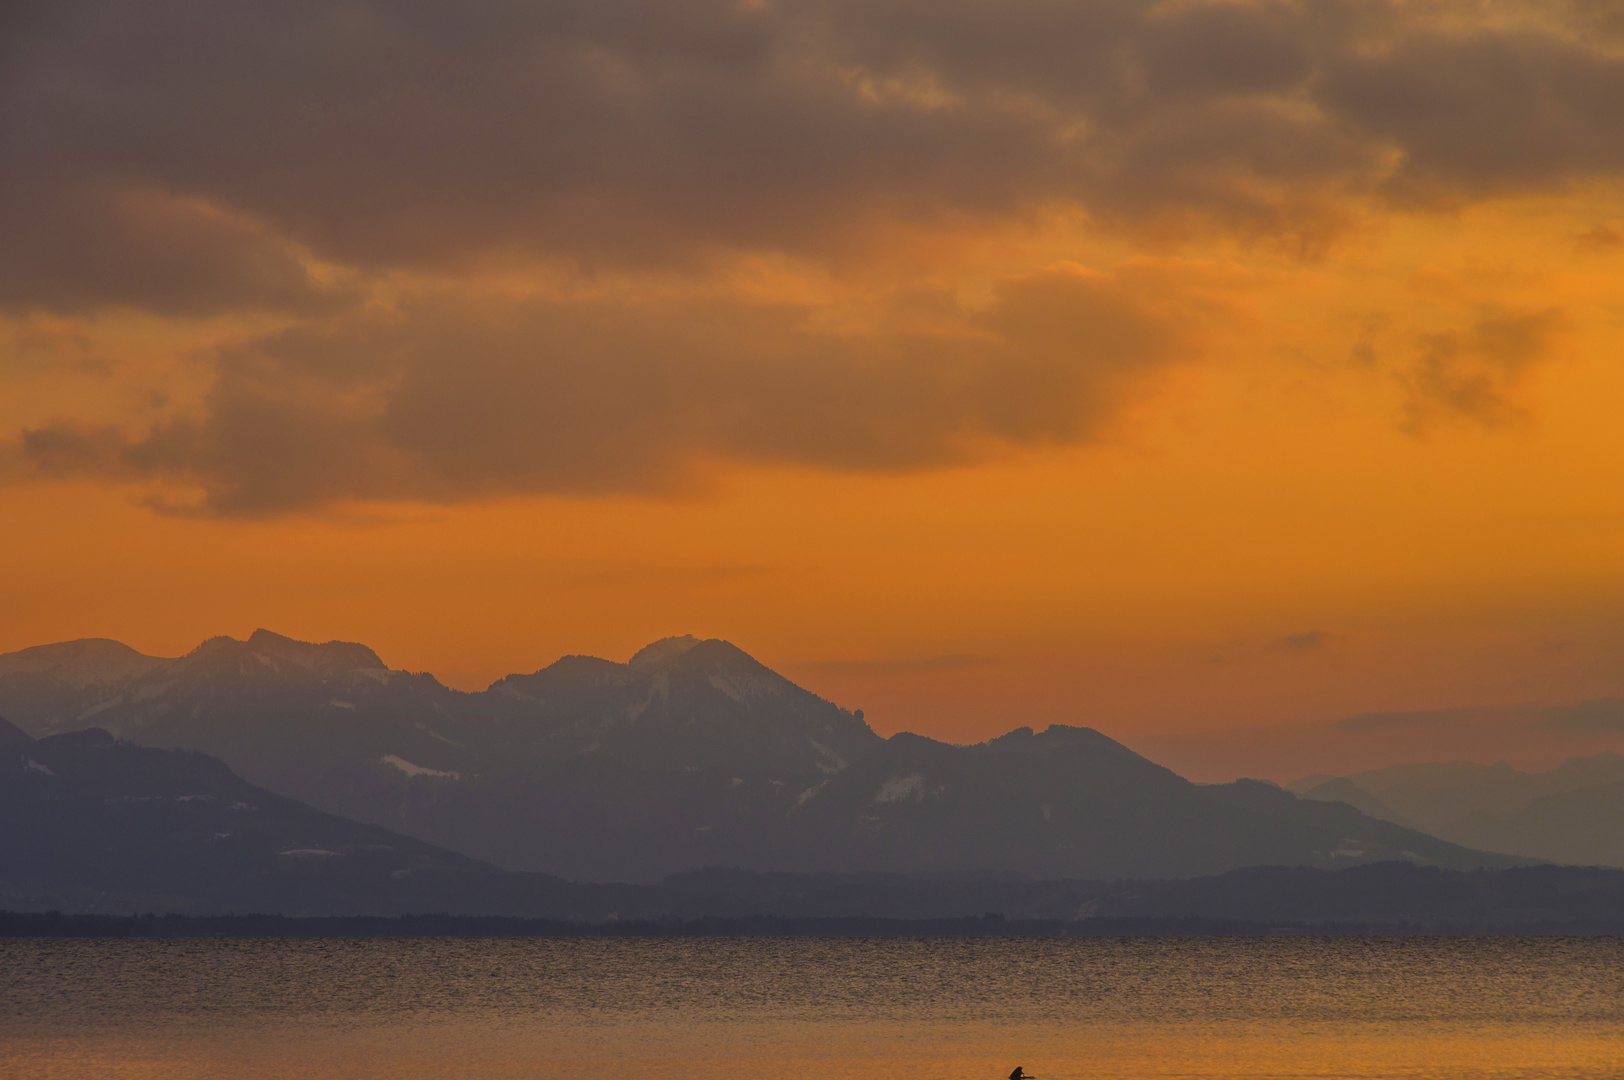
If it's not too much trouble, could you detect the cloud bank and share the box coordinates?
[4,0,1620,511]
[20,261,1237,513]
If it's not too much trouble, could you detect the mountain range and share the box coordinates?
[1290,755,1624,867]
[10,716,1617,931]
[0,630,1528,885]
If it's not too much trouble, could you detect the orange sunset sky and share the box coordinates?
[3,0,1623,780]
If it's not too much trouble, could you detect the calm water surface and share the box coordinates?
[4,937,1622,1080]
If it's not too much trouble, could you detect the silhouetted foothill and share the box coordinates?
[0,725,502,917]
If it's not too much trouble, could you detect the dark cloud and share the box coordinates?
[1319,29,1624,203]
[5,0,1622,313]
[1137,4,1315,100]
[15,261,1224,513]
[0,186,348,316]
[1398,307,1569,434]
[1561,0,1624,45]
[18,422,131,479]
[1276,631,1334,653]
[5,0,1620,510]
[1575,221,1624,252]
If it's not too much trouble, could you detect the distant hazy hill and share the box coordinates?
[0,631,1526,881]
[1290,755,1624,867]
[0,638,174,730]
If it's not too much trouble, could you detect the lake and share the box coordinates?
[4,936,1622,1079]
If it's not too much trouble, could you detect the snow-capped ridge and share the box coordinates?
[380,754,460,780]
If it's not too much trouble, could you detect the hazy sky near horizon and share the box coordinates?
[3,0,1623,764]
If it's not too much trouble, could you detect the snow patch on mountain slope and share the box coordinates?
[626,670,671,721]
[131,679,176,702]
[415,722,465,747]
[792,780,828,810]
[380,755,461,780]
[708,673,745,703]
[805,736,847,773]
[874,774,924,803]
[76,696,123,722]
[708,671,783,703]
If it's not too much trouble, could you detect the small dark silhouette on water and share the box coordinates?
[1009,1068,1034,1080]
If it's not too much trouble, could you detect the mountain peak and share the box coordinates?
[245,629,387,673]
[658,638,798,694]
[628,635,703,671]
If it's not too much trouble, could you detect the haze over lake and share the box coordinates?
[7,936,1623,1080]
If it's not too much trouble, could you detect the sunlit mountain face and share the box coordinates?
[3,0,1624,767]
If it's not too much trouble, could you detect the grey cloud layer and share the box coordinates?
[21,263,1209,513]
[1399,306,1569,433]
[6,0,1622,302]
[5,0,1619,510]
